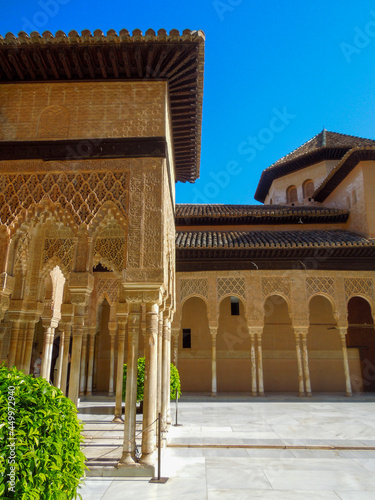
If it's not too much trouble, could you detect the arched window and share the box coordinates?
[303,179,314,200]
[286,185,298,204]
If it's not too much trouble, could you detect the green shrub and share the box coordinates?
[0,365,86,500]
[123,357,181,402]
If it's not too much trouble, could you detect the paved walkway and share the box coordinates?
[78,395,375,499]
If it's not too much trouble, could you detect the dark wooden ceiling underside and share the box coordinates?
[0,30,205,182]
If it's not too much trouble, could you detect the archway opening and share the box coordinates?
[263,294,297,392]
[179,297,210,392]
[308,295,344,392]
[217,296,250,392]
[347,297,375,392]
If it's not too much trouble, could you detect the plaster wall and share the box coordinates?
[324,164,367,235]
[264,160,338,205]
[0,81,168,141]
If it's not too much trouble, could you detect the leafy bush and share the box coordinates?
[123,357,181,402]
[170,362,181,400]
[0,365,86,500]
[122,357,145,402]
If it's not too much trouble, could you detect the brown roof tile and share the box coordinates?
[0,29,205,183]
[176,229,375,249]
[176,204,349,225]
[254,130,375,202]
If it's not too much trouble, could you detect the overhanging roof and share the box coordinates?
[0,28,205,183]
[254,130,375,202]
[314,147,375,202]
[176,204,349,225]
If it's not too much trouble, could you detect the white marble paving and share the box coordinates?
[78,397,375,499]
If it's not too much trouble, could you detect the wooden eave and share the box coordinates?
[0,29,205,183]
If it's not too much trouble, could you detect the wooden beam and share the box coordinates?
[20,51,36,79]
[58,49,71,79]
[0,51,13,79]
[109,48,119,78]
[166,50,196,78]
[32,51,48,80]
[159,48,183,77]
[152,48,168,78]
[97,48,107,78]
[145,46,154,78]
[46,49,59,79]
[8,52,24,80]
[84,50,95,78]
[122,49,131,78]
[135,46,143,78]
[71,50,83,78]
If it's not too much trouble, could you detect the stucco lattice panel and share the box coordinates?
[180,278,208,301]
[43,239,75,271]
[0,171,128,226]
[306,277,335,299]
[94,238,125,274]
[217,277,246,300]
[345,278,374,301]
[262,277,290,298]
[96,278,119,305]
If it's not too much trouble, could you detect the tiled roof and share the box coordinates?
[176,230,375,249]
[314,147,375,202]
[176,204,349,225]
[254,130,375,202]
[0,29,205,183]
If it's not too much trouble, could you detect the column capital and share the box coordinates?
[247,325,263,336]
[294,326,309,337]
[69,272,94,306]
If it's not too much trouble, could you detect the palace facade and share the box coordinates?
[0,28,374,466]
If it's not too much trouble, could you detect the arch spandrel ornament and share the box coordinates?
[179,277,208,303]
[217,276,246,302]
[305,277,336,301]
[344,278,375,304]
[261,277,291,305]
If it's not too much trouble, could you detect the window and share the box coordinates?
[302,179,314,199]
[230,296,240,316]
[286,185,298,204]
[182,329,191,348]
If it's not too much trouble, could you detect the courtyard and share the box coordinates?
[78,395,375,499]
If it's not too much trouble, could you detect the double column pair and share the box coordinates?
[119,296,171,467]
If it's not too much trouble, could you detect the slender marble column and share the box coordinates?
[294,331,305,396]
[119,304,140,466]
[339,327,353,396]
[108,324,117,397]
[68,316,84,406]
[113,317,127,422]
[140,302,159,465]
[210,327,218,396]
[15,323,26,370]
[22,322,36,374]
[256,331,265,396]
[56,332,64,389]
[60,325,71,396]
[79,330,88,396]
[300,330,312,396]
[41,325,55,381]
[8,320,20,368]
[157,311,163,416]
[86,328,96,396]
[171,329,179,367]
[249,330,258,396]
[161,316,171,429]
[166,321,172,425]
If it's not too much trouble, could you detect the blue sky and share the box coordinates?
[1,1,375,204]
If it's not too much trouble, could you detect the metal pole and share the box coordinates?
[149,413,168,483]
[157,412,161,480]
[174,387,182,427]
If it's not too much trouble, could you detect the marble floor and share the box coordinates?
[78,395,375,499]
